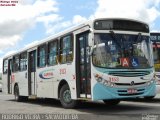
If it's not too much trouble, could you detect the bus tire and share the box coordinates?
[14,85,23,102]
[103,99,120,106]
[60,84,77,108]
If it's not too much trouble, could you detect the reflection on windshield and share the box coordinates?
[93,33,153,69]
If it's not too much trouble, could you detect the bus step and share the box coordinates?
[28,95,37,99]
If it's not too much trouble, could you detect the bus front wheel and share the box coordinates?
[60,84,77,108]
[103,99,120,106]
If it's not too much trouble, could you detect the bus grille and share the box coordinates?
[108,71,150,77]
[115,82,146,86]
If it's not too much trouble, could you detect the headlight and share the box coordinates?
[97,77,103,82]
[147,80,154,86]
[94,74,115,87]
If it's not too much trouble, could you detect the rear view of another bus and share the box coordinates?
[150,32,160,96]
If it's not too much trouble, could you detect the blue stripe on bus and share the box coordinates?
[93,82,156,100]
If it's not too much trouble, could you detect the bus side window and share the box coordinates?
[20,52,27,71]
[48,40,58,66]
[59,34,73,64]
[13,55,20,72]
[3,59,8,74]
[38,44,47,68]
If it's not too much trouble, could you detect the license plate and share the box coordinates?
[127,89,137,94]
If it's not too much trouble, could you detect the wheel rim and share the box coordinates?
[63,90,71,103]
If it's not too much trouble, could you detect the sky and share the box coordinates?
[0,0,160,71]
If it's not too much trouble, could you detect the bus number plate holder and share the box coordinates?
[127,89,137,94]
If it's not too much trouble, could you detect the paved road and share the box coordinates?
[0,92,160,120]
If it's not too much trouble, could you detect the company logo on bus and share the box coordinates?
[39,69,54,79]
[130,81,135,86]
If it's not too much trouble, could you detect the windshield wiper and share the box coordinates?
[109,30,121,48]
[135,33,141,43]
[109,31,127,58]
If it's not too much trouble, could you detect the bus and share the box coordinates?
[2,18,156,108]
[150,32,160,96]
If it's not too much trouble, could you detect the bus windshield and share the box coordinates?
[93,33,153,69]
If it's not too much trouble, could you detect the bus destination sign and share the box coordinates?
[150,33,160,41]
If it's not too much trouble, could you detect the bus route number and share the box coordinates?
[60,68,66,75]
[109,77,119,82]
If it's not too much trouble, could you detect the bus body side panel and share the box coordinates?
[36,63,77,99]
[2,74,8,94]
[12,72,28,96]
[36,66,55,98]
[56,63,77,99]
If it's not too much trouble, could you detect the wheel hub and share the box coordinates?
[63,90,71,103]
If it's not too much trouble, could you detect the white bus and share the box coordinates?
[2,18,156,108]
[150,32,160,96]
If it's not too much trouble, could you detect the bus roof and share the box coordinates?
[3,20,92,59]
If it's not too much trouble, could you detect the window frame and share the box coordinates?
[48,39,58,66]
[12,54,20,72]
[37,44,47,68]
[59,34,74,64]
[3,59,8,74]
[19,52,27,71]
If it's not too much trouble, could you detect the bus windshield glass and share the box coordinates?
[93,33,153,69]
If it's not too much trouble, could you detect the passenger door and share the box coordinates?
[7,59,12,94]
[76,32,91,98]
[28,50,37,96]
